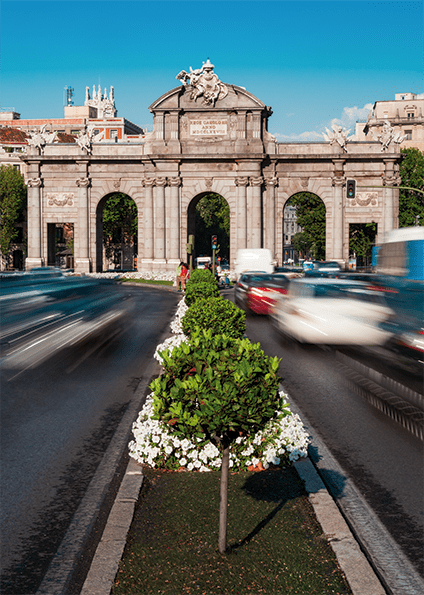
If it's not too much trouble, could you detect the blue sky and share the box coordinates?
[1,0,423,141]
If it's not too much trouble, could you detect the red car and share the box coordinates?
[246,273,298,315]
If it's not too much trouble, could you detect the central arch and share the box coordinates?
[187,192,230,265]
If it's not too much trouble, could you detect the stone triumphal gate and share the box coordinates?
[23,61,402,273]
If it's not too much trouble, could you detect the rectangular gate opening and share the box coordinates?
[47,223,74,269]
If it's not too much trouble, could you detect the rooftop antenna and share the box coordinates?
[64,86,74,106]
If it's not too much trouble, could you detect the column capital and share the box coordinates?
[331,175,346,187]
[235,176,249,187]
[76,177,90,188]
[27,177,43,188]
[168,176,181,187]
[155,177,167,187]
[249,176,263,187]
[142,177,156,187]
[264,176,278,188]
[383,173,401,186]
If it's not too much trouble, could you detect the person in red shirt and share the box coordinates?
[180,262,189,291]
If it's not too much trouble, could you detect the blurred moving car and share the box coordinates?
[271,277,395,346]
[234,272,299,315]
[304,261,342,277]
[372,226,424,365]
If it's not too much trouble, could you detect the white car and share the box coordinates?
[271,278,395,346]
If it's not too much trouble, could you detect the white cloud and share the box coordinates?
[330,104,373,131]
[274,131,325,142]
[275,103,374,142]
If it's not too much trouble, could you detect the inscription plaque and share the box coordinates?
[190,119,227,136]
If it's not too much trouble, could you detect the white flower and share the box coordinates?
[180,457,187,466]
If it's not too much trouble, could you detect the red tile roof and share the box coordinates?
[0,126,28,144]
[56,132,76,143]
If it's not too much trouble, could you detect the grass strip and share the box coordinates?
[113,466,352,594]
[120,279,174,286]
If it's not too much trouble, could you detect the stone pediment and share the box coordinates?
[149,83,266,113]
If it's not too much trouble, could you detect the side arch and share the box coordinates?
[94,192,139,272]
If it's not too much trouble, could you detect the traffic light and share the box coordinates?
[346,179,356,199]
[211,235,218,249]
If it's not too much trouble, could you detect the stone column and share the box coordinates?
[141,177,155,267]
[75,167,91,273]
[264,177,278,256]
[250,176,263,249]
[26,167,43,269]
[331,160,345,262]
[331,176,345,261]
[235,177,249,251]
[383,159,400,239]
[154,177,167,263]
[168,177,181,265]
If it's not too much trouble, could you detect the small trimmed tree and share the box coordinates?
[182,296,246,339]
[151,328,282,553]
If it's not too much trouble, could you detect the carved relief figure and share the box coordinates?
[176,59,228,107]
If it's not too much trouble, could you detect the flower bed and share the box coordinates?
[129,296,310,471]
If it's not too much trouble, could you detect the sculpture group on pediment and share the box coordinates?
[323,124,353,152]
[27,124,57,154]
[176,59,228,107]
[75,125,104,154]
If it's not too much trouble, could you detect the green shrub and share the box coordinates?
[151,328,282,443]
[184,281,219,306]
[182,296,246,339]
[188,269,215,284]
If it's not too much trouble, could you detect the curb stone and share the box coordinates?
[80,458,144,595]
[293,457,386,595]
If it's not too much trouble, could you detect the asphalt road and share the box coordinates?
[238,298,424,580]
[0,283,178,594]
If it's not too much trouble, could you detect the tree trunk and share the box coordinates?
[218,443,230,554]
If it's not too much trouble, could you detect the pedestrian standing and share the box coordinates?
[176,261,183,291]
[180,262,189,291]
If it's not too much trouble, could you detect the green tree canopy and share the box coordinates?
[0,165,27,257]
[292,231,310,257]
[195,193,230,259]
[349,223,377,261]
[399,148,424,227]
[287,193,326,260]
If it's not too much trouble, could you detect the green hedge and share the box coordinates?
[184,281,219,306]
[182,296,246,339]
[188,269,215,284]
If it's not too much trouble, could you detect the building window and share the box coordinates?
[110,129,118,139]
[13,165,21,172]
[404,130,412,140]
[407,113,415,119]
[71,129,79,134]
